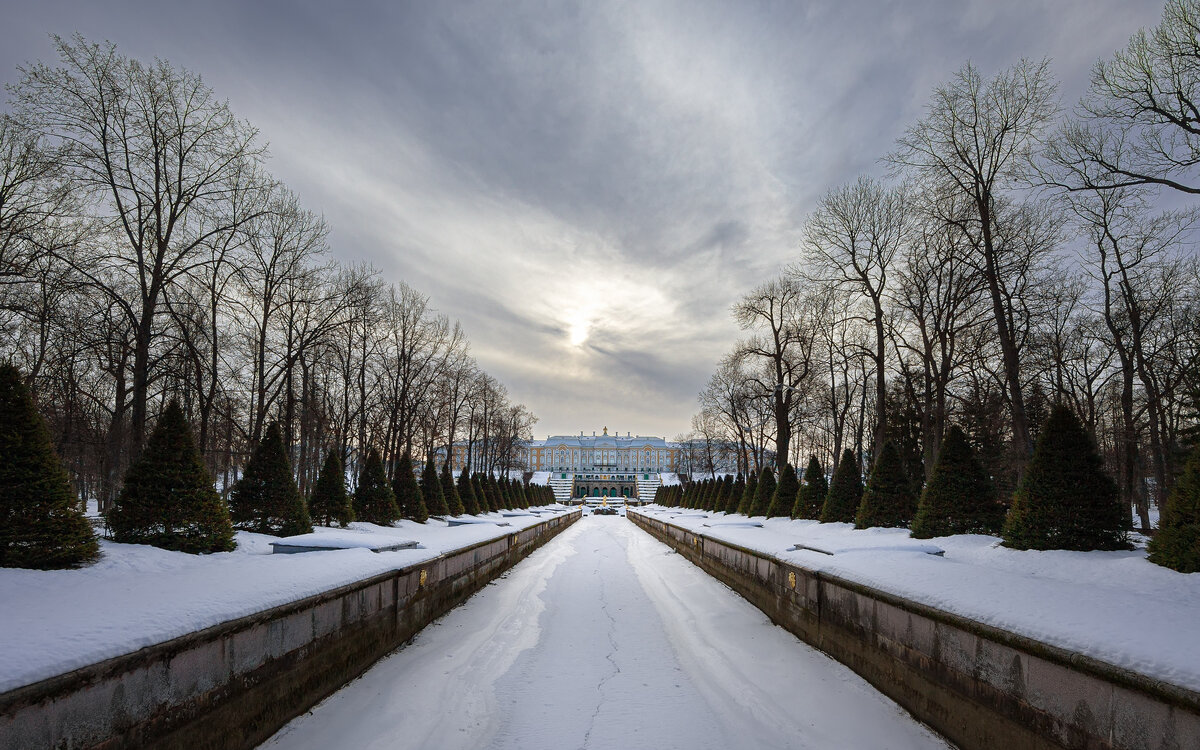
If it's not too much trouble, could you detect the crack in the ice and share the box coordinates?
[581,556,621,749]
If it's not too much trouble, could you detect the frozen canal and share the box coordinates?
[262,516,949,750]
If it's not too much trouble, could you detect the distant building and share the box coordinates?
[531,427,681,502]
[438,427,683,502]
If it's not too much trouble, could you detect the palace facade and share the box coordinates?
[440,427,681,502]
[525,427,679,474]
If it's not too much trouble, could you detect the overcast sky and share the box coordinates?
[1,0,1167,439]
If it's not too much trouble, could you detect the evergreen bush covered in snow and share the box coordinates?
[855,441,917,529]
[820,449,861,523]
[393,452,427,523]
[108,401,235,553]
[768,464,799,518]
[1148,439,1200,572]
[793,456,827,519]
[911,426,1002,538]
[1002,404,1129,551]
[0,365,99,569]
[308,449,354,527]
[354,449,401,525]
[230,422,312,536]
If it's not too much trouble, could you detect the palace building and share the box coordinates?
[526,427,680,502]
[439,427,681,503]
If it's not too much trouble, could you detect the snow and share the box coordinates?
[529,471,551,485]
[633,507,1200,693]
[0,511,570,694]
[268,528,418,551]
[262,517,948,750]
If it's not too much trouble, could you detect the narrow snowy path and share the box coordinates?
[261,517,950,750]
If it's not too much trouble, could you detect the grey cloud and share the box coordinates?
[0,0,1168,438]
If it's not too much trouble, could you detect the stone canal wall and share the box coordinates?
[629,510,1200,750]
[0,510,579,750]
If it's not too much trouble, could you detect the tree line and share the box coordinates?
[679,0,1200,569]
[0,35,536,520]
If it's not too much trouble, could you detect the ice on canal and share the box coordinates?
[261,516,949,750]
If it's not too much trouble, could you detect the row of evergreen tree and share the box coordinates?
[655,404,1200,573]
[0,365,556,570]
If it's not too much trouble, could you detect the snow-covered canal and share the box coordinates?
[262,516,950,750]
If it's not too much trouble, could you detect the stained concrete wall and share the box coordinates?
[629,511,1200,750]
[0,510,579,750]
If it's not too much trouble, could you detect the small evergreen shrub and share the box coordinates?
[820,449,861,523]
[1147,439,1200,572]
[458,467,480,515]
[393,452,428,523]
[793,456,827,519]
[911,426,1002,538]
[108,401,235,553]
[309,449,353,527]
[0,365,99,568]
[1002,404,1129,551]
[767,464,799,518]
[441,462,464,516]
[751,468,776,517]
[230,422,312,536]
[855,441,917,529]
[422,456,449,516]
[736,470,758,515]
[354,449,401,525]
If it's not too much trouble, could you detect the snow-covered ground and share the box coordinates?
[633,507,1200,693]
[0,510,570,694]
[262,516,948,750]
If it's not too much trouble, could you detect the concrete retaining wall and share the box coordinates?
[629,510,1200,750]
[0,510,579,750]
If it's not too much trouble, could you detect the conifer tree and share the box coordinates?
[472,473,491,511]
[711,477,728,513]
[911,426,1002,538]
[1148,439,1200,572]
[393,452,428,522]
[820,449,862,523]
[0,365,99,569]
[458,467,480,514]
[309,449,353,527]
[793,456,827,519]
[440,461,464,516]
[721,475,735,513]
[354,448,401,525]
[421,455,449,516]
[737,470,758,515]
[1002,404,1129,550]
[109,401,235,553]
[768,464,799,518]
[488,475,504,510]
[230,422,312,536]
[725,474,744,514]
[751,468,776,516]
[484,474,501,511]
[855,441,917,529]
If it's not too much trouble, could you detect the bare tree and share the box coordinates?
[890,59,1058,471]
[803,176,910,459]
[731,274,818,469]
[13,36,267,452]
